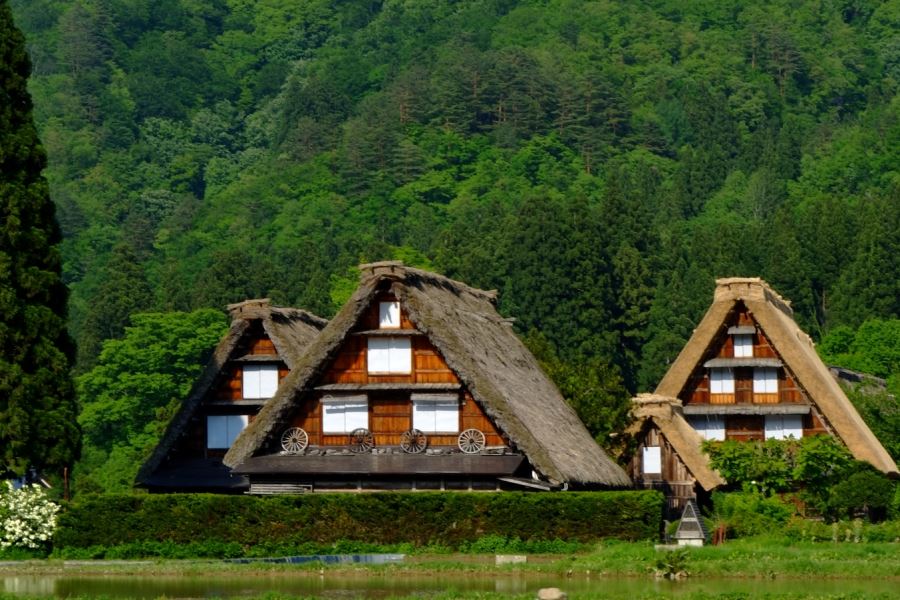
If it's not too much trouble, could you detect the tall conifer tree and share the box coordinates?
[0,1,79,477]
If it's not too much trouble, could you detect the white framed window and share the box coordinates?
[243,364,279,399]
[367,337,412,373]
[378,301,401,329]
[710,368,735,394]
[734,334,753,357]
[207,415,248,449]
[642,446,662,474]
[322,394,368,433]
[753,368,778,394]
[688,415,725,441]
[412,393,459,433]
[764,415,803,440]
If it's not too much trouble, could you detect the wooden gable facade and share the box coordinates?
[628,277,897,510]
[677,301,829,443]
[136,300,326,492]
[285,289,507,454]
[224,262,631,493]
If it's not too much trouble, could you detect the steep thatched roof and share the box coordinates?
[136,300,327,484]
[225,262,631,487]
[655,277,898,476]
[627,394,725,491]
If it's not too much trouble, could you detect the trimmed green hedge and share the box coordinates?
[55,491,663,552]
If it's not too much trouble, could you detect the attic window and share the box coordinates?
[379,301,401,328]
[412,393,459,433]
[243,364,279,399]
[207,415,248,449]
[322,394,368,433]
[367,337,412,373]
[642,446,662,474]
[733,334,753,357]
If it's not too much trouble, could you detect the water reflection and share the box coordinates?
[1,573,897,598]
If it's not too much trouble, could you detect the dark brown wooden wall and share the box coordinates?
[287,293,507,449]
[684,304,805,406]
[289,390,505,448]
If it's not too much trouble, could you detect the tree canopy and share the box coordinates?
[0,0,79,477]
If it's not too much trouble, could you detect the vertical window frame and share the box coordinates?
[378,301,401,329]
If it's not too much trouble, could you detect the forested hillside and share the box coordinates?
[11,1,900,408]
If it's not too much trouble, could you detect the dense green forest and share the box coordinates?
[8,0,900,490]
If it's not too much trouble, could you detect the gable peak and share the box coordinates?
[714,277,793,317]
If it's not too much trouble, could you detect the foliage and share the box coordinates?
[0,481,59,550]
[818,319,900,379]
[0,0,79,477]
[843,382,900,462]
[74,310,227,493]
[653,547,690,580]
[8,0,900,485]
[705,436,855,500]
[826,469,896,522]
[7,0,900,400]
[709,491,795,538]
[54,491,665,552]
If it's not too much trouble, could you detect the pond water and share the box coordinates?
[2,572,897,599]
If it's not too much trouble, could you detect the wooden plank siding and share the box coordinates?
[286,293,508,450]
[628,425,698,514]
[684,304,806,407]
[170,330,285,462]
[288,391,505,449]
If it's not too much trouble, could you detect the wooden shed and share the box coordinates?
[224,261,631,493]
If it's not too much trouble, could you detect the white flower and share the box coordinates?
[0,482,59,550]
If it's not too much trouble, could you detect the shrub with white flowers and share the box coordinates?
[0,481,60,549]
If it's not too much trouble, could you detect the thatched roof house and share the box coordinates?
[628,278,897,504]
[136,299,327,492]
[224,262,630,491]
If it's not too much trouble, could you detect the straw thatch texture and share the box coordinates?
[136,301,326,484]
[655,278,897,476]
[627,394,725,491]
[225,263,631,487]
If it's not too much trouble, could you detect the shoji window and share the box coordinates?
[412,394,459,433]
[367,337,412,373]
[243,364,279,399]
[764,415,803,440]
[207,415,248,449]
[322,395,369,433]
[733,334,753,357]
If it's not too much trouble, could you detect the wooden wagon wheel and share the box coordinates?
[457,428,485,454]
[280,427,309,453]
[400,429,427,454]
[349,428,375,453]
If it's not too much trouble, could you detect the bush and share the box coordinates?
[0,482,60,551]
[54,491,664,557]
[827,469,895,522]
[710,491,795,538]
